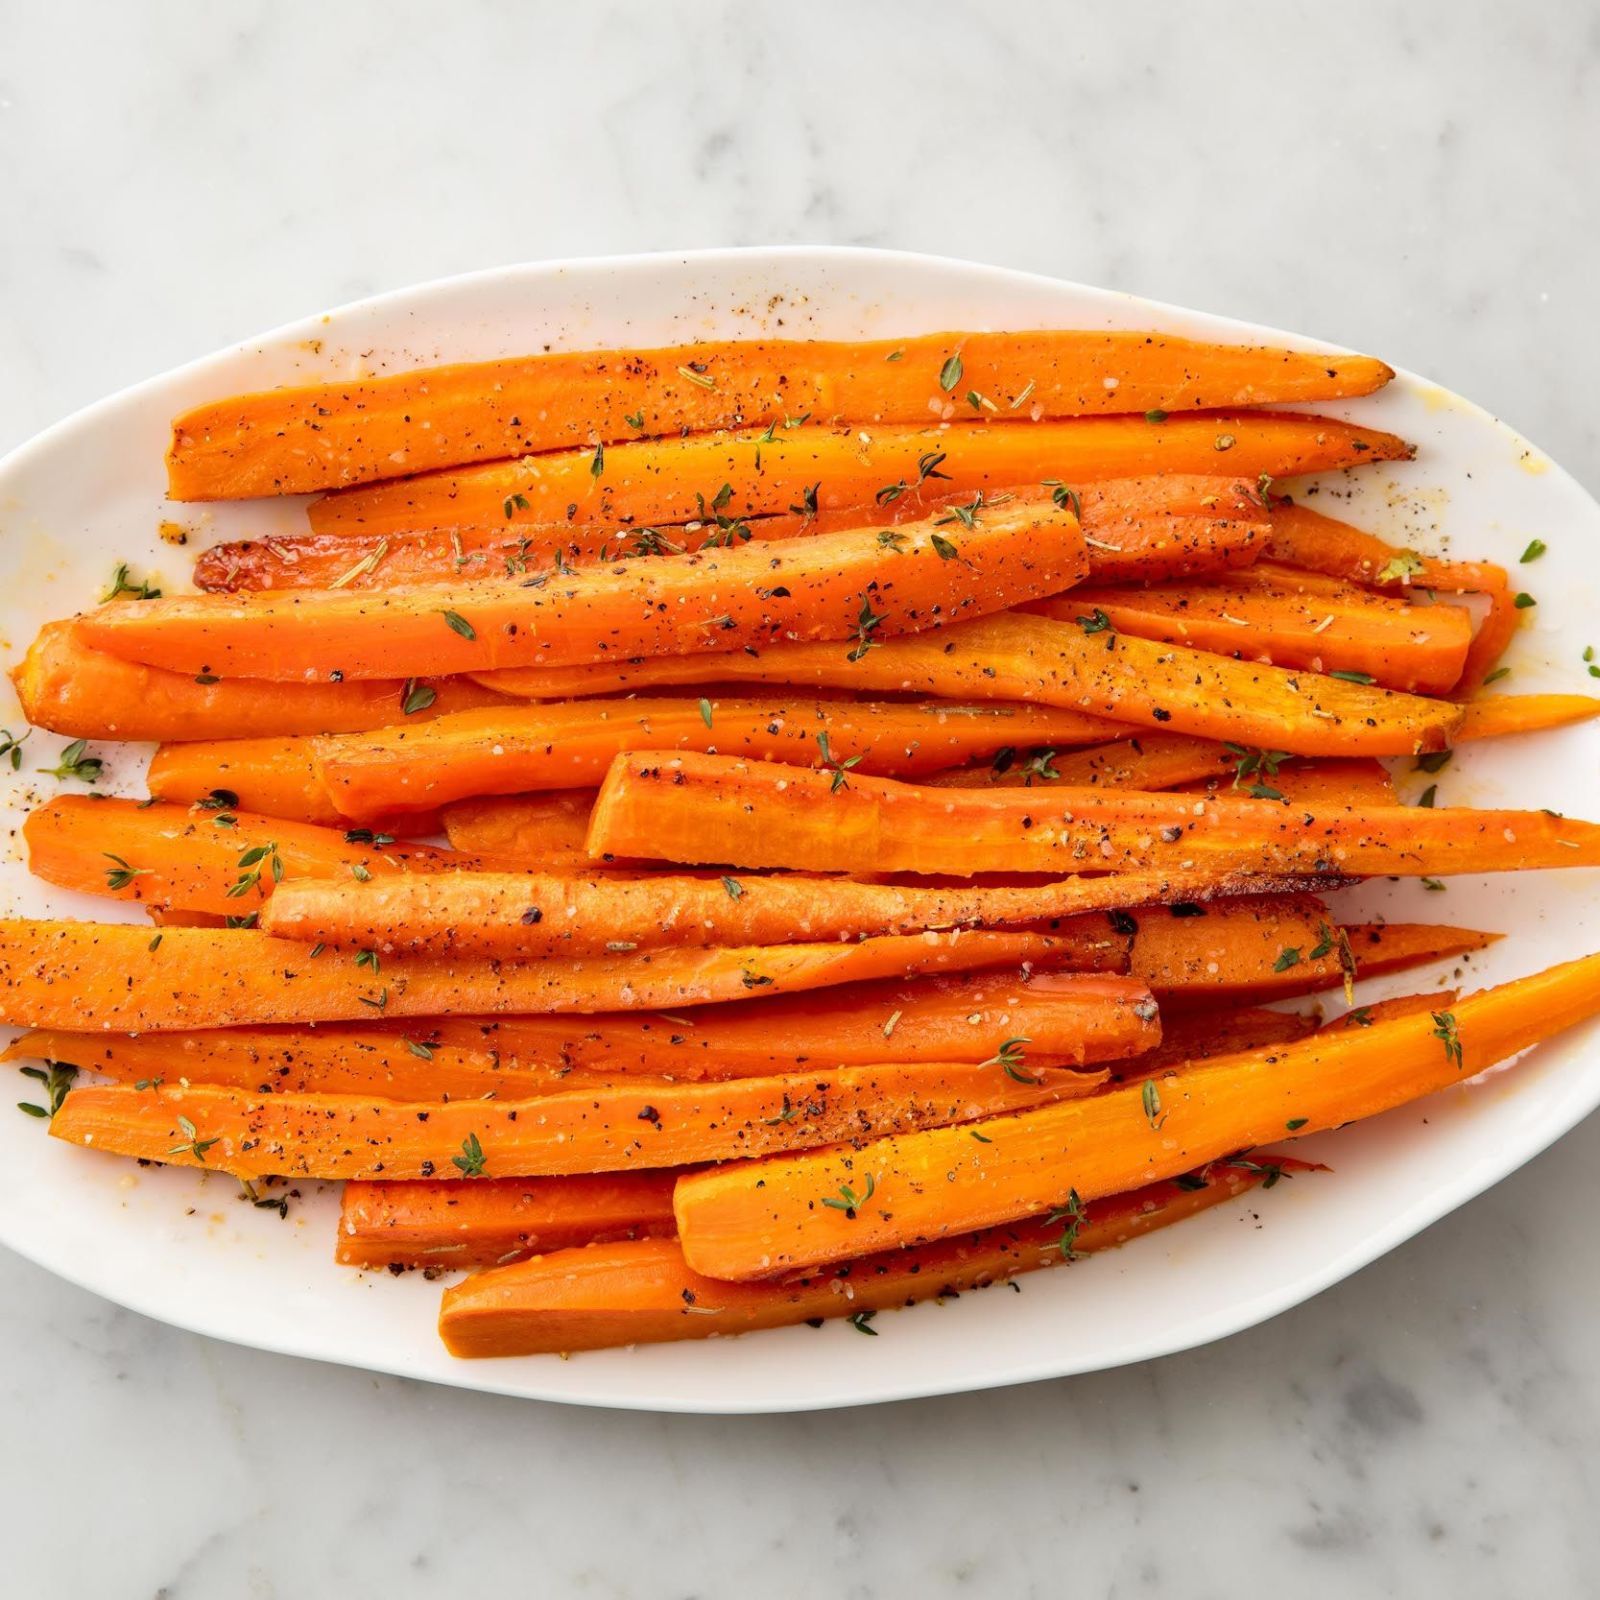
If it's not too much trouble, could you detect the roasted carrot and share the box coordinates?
[441,790,600,864]
[77,498,1088,682]
[586,752,1600,879]
[0,920,1069,1032]
[48,1058,1109,1181]
[7,972,1160,1101]
[313,697,1124,818]
[13,621,505,742]
[1110,1006,1320,1080]
[307,413,1411,540]
[169,331,1393,500]
[195,476,1270,594]
[672,950,1600,1280]
[438,1162,1282,1356]
[148,736,343,826]
[339,1170,684,1271]
[1455,694,1600,741]
[1176,757,1398,807]
[479,610,1459,760]
[258,864,1308,961]
[1,1020,615,1100]
[1047,560,1473,695]
[23,796,491,918]
[1319,989,1458,1032]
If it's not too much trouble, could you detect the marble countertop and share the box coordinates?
[4,2,1599,1594]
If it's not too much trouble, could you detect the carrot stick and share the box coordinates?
[78,498,1089,683]
[13,621,505,742]
[1110,1007,1320,1081]
[1176,757,1398,807]
[2,1021,613,1100]
[478,610,1460,759]
[1455,694,1600,741]
[438,1162,1283,1356]
[257,864,1309,961]
[22,796,492,918]
[0,920,1069,1032]
[169,331,1393,500]
[1319,989,1458,1032]
[313,697,1124,818]
[339,1171,683,1271]
[672,950,1600,1280]
[926,733,1234,793]
[195,476,1270,594]
[6,971,1160,1095]
[586,752,1600,879]
[307,413,1412,539]
[441,790,599,864]
[1051,561,1474,695]
[48,1058,1110,1181]
[148,736,344,826]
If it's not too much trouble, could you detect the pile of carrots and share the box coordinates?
[6,327,1600,1359]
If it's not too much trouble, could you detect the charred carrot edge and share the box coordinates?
[337,1171,684,1270]
[258,865,1320,961]
[672,950,1600,1280]
[48,1058,1111,1181]
[13,621,506,742]
[23,796,500,918]
[0,920,1072,1032]
[169,330,1393,500]
[1050,560,1474,696]
[200,477,1272,596]
[75,499,1088,682]
[306,413,1412,540]
[4,970,1166,1090]
[584,752,1600,880]
[437,1160,1302,1356]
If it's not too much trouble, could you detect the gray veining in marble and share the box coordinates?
[2,1,1599,1594]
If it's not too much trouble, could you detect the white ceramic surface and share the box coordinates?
[1,247,1596,1413]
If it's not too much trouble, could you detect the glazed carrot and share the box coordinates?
[438,1162,1280,1356]
[478,610,1459,759]
[0,920,1067,1032]
[1127,897,1495,1001]
[338,1171,683,1271]
[148,736,342,826]
[8,971,1163,1095]
[195,476,1269,594]
[586,753,1600,879]
[1,1023,607,1100]
[1319,989,1458,1032]
[1110,1007,1320,1081]
[49,1058,1109,1181]
[672,950,1600,1280]
[13,621,506,742]
[1176,758,1398,807]
[312,697,1123,818]
[169,331,1394,500]
[441,790,599,863]
[77,498,1089,683]
[308,413,1412,539]
[23,796,490,918]
[258,864,1303,961]
[1454,694,1600,741]
[926,733,1233,793]
[1050,561,1474,695]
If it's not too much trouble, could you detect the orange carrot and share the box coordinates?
[338,1171,682,1270]
[22,796,490,918]
[257,864,1310,961]
[307,415,1413,540]
[1048,560,1473,695]
[441,790,601,864]
[48,1057,1109,1181]
[478,609,1460,759]
[13,620,505,742]
[438,1162,1282,1356]
[1110,1007,1320,1080]
[7,970,1159,1092]
[148,736,343,826]
[195,476,1270,593]
[1319,989,1458,1032]
[169,331,1393,500]
[0,920,1069,1032]
[1455,694,1600,741]
[77,498,1088,682]
[672,950,1600,1280]
[586,752,1600,879]
[312,697,1124,818]
[925,733,1234,793]
[1175,757,1398,807]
